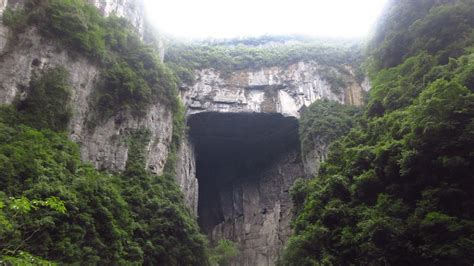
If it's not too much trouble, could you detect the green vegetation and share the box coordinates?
[92,16,179,121]
[282,0,474,265]
[120,124,208,265]
[14,67,72,132]
[1,2,209,262]
[0,91,208,264]
[299,100,360,156]
[4,0,180,123]
[2,7,27,31]
[209,239,239,266]
[165,38,363,86]
[0,195,65,265]
[369,0,474,71]
[3,0,473,264]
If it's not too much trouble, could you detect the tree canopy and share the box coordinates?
[282,0,474,264]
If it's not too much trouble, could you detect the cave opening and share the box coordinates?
[187,112,301,236]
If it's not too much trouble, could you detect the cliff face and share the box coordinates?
[0,1,368,265]
[0,0,173,175]
[175,137,199,214]
[89,0,145,35]
[183,62,369,117]
[178,63,367,264]
[209,150,303,266]
[189,112,304,265]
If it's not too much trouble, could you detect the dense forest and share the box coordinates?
[282,0,474,264]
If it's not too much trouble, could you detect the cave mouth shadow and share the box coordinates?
[187,112,300,234]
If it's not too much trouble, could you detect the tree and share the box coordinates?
[209,240,239,266]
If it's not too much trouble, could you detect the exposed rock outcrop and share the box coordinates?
[0,2,173,175]
[175,137,199,214]
[0,0,10,52]
[209,150,304,266]
[182,62,369,118]
[181,61,369,265]
[189,112,304,265]
[89,0,145,37]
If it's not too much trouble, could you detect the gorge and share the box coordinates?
[0,1,366,264]
[1,0,473,265]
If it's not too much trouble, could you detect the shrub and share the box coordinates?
[15,67,72,132]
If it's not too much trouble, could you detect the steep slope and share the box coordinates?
[282,0,474,264]
[0,0,208,264]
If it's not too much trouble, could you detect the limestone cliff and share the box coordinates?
[182,62,369,117]
[0,1,369,265]
[189,112,304,265]
[89,0,145,36]
[175,137,199,214]
[209,150,304,266]
[0,0,173,175]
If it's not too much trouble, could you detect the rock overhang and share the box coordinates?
[188,111,300,179]
[187,111,301,233]
[180,62,370,119]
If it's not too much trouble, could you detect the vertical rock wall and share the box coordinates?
[209,150,304,266]
[88,0,145,37]
[0,0,9,52]
[0,0,174,175]
[189,112,304,265]
[182,62,369,118]
[175,137,199,214]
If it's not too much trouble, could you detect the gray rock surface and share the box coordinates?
[209,150,304,265]
[182,62,369,118]
[88,0,145,37]
[0,22,173,175]
[175,136,199,214]
[189,112,303,265]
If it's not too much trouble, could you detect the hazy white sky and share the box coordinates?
[144,0,388,39]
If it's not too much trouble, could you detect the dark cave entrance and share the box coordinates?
[187,112,300,235]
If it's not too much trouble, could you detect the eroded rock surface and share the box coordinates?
[182,62,369,117]
[189,112,304,265]
[0,6,173,174]
[89,0,145,37]
[175,137,199,214]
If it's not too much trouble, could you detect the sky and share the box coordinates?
[143,0,388,39]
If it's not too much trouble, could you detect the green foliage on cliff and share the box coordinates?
[299,100,361,156]
[92,16,180,121]
[369,0,474,71]
[4,0,180,123]
[0,105,208,264]
[282,0,474,264]
[165,38,363,85]
[28,0,107,58]
[209,239,239,266]
[14,67,72,132]
[2,7,28,31]
[1,2,209,263]
[121,126,209,265]
[0,195,65,265]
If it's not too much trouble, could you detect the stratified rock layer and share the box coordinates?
[182,62,369,117]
